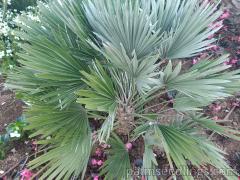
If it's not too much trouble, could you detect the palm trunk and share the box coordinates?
[115,105,134,135]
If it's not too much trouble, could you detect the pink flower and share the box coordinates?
[20,169,33,180]
[169,99,174,104]
[202,0,212,6]
[236,36,240,42]
[200,53,208,59]
[229,58,238,65]
[212,104,221,112]
[192,58,198,65]
[222,25,228,31]
[31,140,38,151]
[95,148,102,157]
[97,160,103,166]
[224,58,239,65]
[211,45,220,51]
[93,175,99,180]
[208,34,214,39]
[232,102,239,107]
[91,158,98,165]
[224,61,229,66]
[220,10,230,20]
[209,20,223,30]
[32,140,37,145]
[125,142,133,151]
[100,143,110,149]
[212,116,219,121]
[215,21,223,28]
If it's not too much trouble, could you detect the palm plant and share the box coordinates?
[6,0,240,179]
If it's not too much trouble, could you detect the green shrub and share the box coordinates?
[0,0,38,75]
[8,0,37,11]
[6,0,240,179]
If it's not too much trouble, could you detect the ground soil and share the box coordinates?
[0,140,31,178]
[0,77,26,179]
[0,77,23,134]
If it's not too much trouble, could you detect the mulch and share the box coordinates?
[0,77,23,134]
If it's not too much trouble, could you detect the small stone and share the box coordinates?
[11,148,16,153]
[134,159,143,167]
[149,122,153,126]
[233,122,238,126]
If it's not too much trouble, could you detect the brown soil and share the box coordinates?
[0,140,30,178]
[0,77,27,179]
[0,77,23,134]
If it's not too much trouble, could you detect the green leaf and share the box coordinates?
[147,0,221,59]
[26,103,92,180]
[160,55,240,111]
[6,1,99,108]
[187,113,240,141]
[98,111,116,143]
[100,134,132,180]
[155,125,238,180]
[85,0,222,60]
[84,0,164,59]
[77,61,117,112]
[143,134,158,180]
[101,44,161,93]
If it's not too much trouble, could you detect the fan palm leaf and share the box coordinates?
[100,134,132,180]
[25,104,92,180]
[155,125,238,180]
[7,1,99,108]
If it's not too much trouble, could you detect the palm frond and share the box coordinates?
[49,0,98,45]
[150,0,222,59]
[102,45,161,93]
[97,112,116,143]
[85,0,221,60]
[155,125,238,180]
[159,55,240,111]
[26,103,92,180]
[84,0,164,93]
[133,114,239,180]
[173,95,210,111]
[77,61,117,112]
[187,113,240,140]
[84,0,164,59]
[77,62,118,142]
[6,1,99,108]
[143,134,158,180]
[100,134,132,180]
